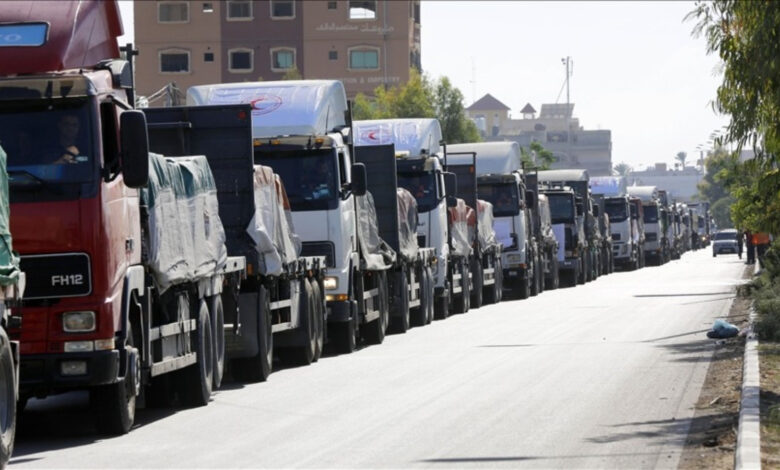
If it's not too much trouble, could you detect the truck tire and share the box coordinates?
[309,278,325,362]
[362,271,388,345]
[391,269,410,333]
[518,268,531,299]
[484,258,501,305]
[530,258,540,297]
[0,328,16,464]
[208,295,225,390]
[424,266,435,324]
[576,258,585,285]
[281,279,317,366]
[470,258,483,309]
[434,284,450,320]
[93,321,139,435]
[453,260,470,314]
[232,286,273,382]
[411,267,427,327]
[180,299,213,407]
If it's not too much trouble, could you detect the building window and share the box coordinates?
[228,49,253,72]
[204,52,214,62]
[348,47,379,70]
[327,1,338,9]
[329,50,338,61]
[270,0,295,19]
[159,49,190,73]
[227,1,252,20]
[158,1,189,23]
[202,2,214,13]
[349,1,376,20]
[271,48,296,71]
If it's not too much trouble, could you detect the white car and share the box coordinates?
[712,229,740,257]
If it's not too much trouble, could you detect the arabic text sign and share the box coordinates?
[0,23,48,47]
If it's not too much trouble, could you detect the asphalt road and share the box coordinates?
[11,249,746,469]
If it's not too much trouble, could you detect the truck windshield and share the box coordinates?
[605,199,628,222]
[256,149,339,211]
[0,98,96,187]
[398,172,438,212]
[643,205,658,223]
[477,183,518,217]
[546,193,574,223]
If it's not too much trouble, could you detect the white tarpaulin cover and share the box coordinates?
[356,191,395,270]
[396,188,419,262]
[589,176,627,196]
[477,200,498,252]
[246,165,302,276]
[353,119,442,156]
[187,80,347,138]
[142,153,228,292]
[448,198,472,258]
[447,141,522,176]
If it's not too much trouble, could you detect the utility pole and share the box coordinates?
[562,56,572,108]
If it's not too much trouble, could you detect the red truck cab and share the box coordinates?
[0,0,144,403]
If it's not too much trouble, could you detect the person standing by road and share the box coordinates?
[745,230,755,264]
[753,232,771,264]
[737,229,744,259]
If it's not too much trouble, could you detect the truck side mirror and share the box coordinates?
[443,172,457,197]
[120,110,149,188]
[443,172,457,207]
[351,163,367,196]
[525,190,536,210]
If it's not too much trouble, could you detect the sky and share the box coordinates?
[118,1,728,170]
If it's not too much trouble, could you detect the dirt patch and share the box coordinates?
[759,342,780,468]
[678,266,752,469]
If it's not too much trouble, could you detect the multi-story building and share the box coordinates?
[629,164,703,202]
[134,0,421,104]
[466,94,613,176]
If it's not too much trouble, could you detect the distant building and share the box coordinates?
[466,94,612,176]
[134,0,421,104]
[628,164,702,202]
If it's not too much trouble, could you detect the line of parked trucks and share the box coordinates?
[0,1,714,465]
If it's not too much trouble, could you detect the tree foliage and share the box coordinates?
[613,162,632,176]
[520,141,555,170]
[688,1,780,235]
[675,151,688,168]
[351,69,480,144]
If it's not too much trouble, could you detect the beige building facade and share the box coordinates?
[134,0,420,105]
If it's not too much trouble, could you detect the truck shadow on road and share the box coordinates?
[12,391,180,459]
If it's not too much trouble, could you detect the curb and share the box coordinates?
[735,262,761,469]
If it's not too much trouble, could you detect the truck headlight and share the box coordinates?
[323,276,338,290]
[63,311,96,333]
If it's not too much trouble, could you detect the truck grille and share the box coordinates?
[19,253,92,300]
[417,235,426,247]
[301,242,336,268]
[645,233,657,242]
[611,233,621,241]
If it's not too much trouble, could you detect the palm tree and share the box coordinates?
[613,162,632,176]
[675,151,688,169]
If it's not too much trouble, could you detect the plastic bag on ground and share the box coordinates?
[706,319,739,339]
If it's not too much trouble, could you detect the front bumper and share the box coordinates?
[20,349,120,396]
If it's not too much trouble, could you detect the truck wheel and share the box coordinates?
[530,259,540,297]
[424,267,435,324]
[434,285,450,320]
[232,286,273,382]
[309,279,325,361]
[391,269,411,333]
[282,279,316,366]
[519,268,531,299]
[208,295,225,390]
[470,258,483,309]
[484,258,501,305]
[453,261,470,314]
[362,271,388,345]
[0,328,16,464]
[411,267,427,327]
[93,321,139,435]
[180,299,213,407]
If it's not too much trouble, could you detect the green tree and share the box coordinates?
[613,162,632,176]
[697,145,737,203]
[432,77,479,144]
[675,151,687,169]
[281,67,302,81]
[520,141,555,170]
